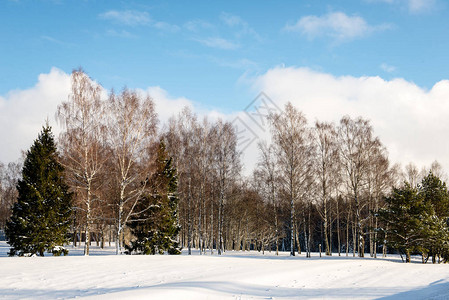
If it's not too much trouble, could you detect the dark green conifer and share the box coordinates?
[420,172,449,219]
[377,183,429,262]
[419,172,449,263]
[5,125,72,256]
[126,140,181,255]
[379,172,449,263]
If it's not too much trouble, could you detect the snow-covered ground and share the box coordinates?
[0,241,448,299]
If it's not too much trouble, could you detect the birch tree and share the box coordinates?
[164,108,198,254]
[313,121,339,256]
[338,116,374,257]
[213,120,240,255]
[57,69,106,255]
[269,102,313,256]
[366,145,391,257]
[106,88,158,254]
[0,161,21,230]
[255,141,281,255]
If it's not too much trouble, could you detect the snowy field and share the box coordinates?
[1,242,449,299]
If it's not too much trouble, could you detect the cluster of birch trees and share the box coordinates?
[55,69,160,255]
[0,162,21,231]
[54,69,244,256]
[166,102,394,257]
[167,102,445,258]
[1,69,446,257]
[256,103,393,257]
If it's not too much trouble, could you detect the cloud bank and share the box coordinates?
[99,10,151,26]
[2,67,449,178]
[0,68,70,162]
[284,12,389,42]
[250,66,449,173]
[0,68,197,163]
[367,0,437,13]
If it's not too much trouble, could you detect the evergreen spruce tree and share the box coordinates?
[126,141,181,255]
[379,173,449,263]
[420,172,449,219]
[5,125,72,256]
[377,183,429,262]
[419,172,449,263]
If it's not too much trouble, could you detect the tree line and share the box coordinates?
[2,69,449,262]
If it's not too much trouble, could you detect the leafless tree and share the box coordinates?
[213,120,240,255]
[366,143,391,257]
[404,162,420,187]
[255,141,281,254]
[57,69,107,255]
[106,88,158,254]
[164,108,200,255]
[429,160,447,182]
[269,102,314,256]
[338,116,374,257]
[313,121,339,256]
[0,161,21,230]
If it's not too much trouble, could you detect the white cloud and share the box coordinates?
[365,0,396,3]
[284,12,388,42]
[211,58,258,70]
[105,29,137,39]
[407,0,436,13]
[220,12,243,27]
[220,12,261,41]
[185,14,260,51]
[139,86,194,123]
[153,21,180,32]
[0,69,204,163]
[184,20,214,32]
[0,68,71,162]
[380,63,396,73]
[99,10,150,26]
[196,37,239,50]
[248,66,449,174]
[41,36,75,47]
[366,0,436,13]
[99,10,180,34]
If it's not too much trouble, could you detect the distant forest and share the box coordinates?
[1,69,448,263]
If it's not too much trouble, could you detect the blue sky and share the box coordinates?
[2,0,449,174]
[1,0,448,111]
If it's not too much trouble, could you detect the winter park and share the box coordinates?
[2,1,449,299]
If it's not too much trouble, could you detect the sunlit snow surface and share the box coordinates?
[0,241,448,299]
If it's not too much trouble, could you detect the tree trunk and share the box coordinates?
[355,194,364,257]
[73,227,77,247]
[100,226,104,249]
[187,175,193,255]
[198,184,203,255]
[307,203,312,258]
[352,217,356,257]
[374,210,378,259]
[85,188,91,256]
[324,195,330,256]
[406,249,411,263]
[346,209,349,257]
[115,204,122,255]
[210,201,214,255]
[290,198,295,256]
[329,199,333,256]
[337,197,341,256]
[382,226,387,258]
[218,191,223,255]
[303,210,309,257]
[274,203,279,256]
